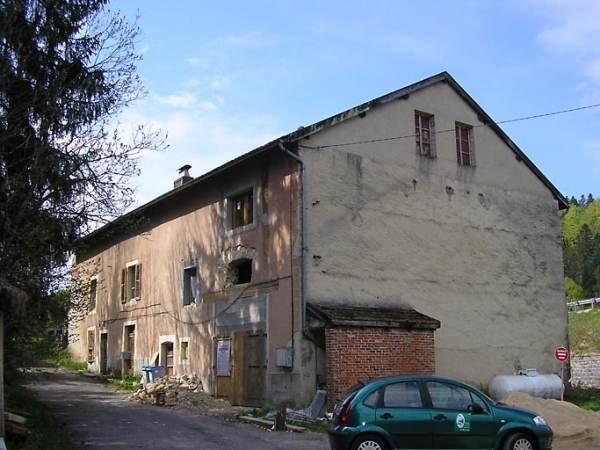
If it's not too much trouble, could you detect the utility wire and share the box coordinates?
[298,102,600,150]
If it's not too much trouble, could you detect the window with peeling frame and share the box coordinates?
[415,112,436,157]
[455,123,475,166]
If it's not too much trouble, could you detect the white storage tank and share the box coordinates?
[488,370,564,400]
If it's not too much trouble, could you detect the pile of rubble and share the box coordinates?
[125,374,233,413]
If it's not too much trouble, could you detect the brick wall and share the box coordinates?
[325,327,435,409]
[570,354,600,388]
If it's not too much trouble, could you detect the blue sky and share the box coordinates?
[110,0,600,207]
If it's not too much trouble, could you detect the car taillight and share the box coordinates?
[339,399,353,426]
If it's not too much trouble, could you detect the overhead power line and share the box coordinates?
[297,102,600,150]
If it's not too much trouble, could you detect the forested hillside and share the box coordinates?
[561,194,600,300]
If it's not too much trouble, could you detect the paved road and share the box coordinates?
[26,369,329,449]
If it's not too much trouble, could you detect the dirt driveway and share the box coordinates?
[25,369,328,449]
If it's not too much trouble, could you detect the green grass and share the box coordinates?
[50,354,87,372]
[568,307,600,354]
[566,306,600,413]
[566,385,600,411]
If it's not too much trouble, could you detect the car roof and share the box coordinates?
[358,375,472,388]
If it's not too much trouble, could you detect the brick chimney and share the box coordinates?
[174,164,193,188]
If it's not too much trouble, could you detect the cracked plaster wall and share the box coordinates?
[301,81,568,388]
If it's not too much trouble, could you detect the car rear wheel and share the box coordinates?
[503,432,535,450]
[351,434,388,450]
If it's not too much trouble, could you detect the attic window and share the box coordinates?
[415,112,435,157]
[230,258,252,285]
[455,123,475,166]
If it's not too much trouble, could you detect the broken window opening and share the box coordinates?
[230,258,252,285]
[182,265,198,306]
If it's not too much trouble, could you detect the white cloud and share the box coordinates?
[154,92,197,108]
[536,0,600,101]
[537,1,600,52]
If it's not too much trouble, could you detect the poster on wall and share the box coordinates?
[217,339,231,376]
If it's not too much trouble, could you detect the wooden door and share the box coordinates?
[242,331,265,407]
[216,331,265,407]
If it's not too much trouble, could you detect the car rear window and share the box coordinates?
[334,383,365,413]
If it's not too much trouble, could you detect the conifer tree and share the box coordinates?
[0,0,164,345]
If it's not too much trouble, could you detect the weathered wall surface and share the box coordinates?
[70,152,314,406]
[570,355,600,388]
[302,81,568,388]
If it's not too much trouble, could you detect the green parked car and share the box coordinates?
[328,375,553,450]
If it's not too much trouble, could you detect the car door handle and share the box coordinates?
[434,414,447,421]
[380,413,394,420]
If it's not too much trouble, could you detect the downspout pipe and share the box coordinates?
[278,140,317,345]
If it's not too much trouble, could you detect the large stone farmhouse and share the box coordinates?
[70,72,569,409]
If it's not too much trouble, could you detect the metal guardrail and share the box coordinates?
[567,298,598,310]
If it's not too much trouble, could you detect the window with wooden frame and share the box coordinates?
[88,276,98,312]
[230,189,254,230]
[121,261,141,303]
[455,123,475,166]
[415,112,435,157]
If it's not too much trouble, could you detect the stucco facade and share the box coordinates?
[70,72,568,408]
[300,79,568,388]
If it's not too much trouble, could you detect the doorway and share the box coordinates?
[216,330,265,407]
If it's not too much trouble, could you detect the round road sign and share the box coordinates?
[555,347,569,362]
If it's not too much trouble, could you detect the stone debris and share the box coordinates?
[125,374,233,412]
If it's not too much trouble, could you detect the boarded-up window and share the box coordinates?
[180,341,189,361]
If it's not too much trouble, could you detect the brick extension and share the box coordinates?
[308,304,441,410]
